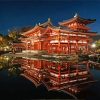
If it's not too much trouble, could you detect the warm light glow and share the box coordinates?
[91,43,96,48]
[6,46,9,49]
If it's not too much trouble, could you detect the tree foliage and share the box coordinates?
[0,26,32,50]
[8,28,21,42]
[95,40,100,48]
[8,26,32,42]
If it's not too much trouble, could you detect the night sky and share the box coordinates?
[0,0,100,35]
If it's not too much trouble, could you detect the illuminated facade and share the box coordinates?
[13,14,96,54]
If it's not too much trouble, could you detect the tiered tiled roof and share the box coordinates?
[59,13,96,26]
[39,18,53,28]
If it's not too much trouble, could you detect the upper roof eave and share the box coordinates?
[59,16,96,26]
[22,25,45,36]
[46,27,97,36]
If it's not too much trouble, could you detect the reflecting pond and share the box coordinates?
[0,55,100,100]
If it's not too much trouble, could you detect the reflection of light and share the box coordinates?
[4,56,9,61]
[6,46,9,49]
[4,48,7,51]
[6,57,9,61]
[91,43,96,48]
[27,41,31,43]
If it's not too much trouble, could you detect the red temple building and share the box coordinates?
[13,14,96,54]
[11,14,97,96]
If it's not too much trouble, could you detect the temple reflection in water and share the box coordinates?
[10,57,95,95]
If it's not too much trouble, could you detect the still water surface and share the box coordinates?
[0,55,100,100]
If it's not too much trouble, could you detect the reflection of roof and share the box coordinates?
[59,13,96,26]
[21,73,41,87]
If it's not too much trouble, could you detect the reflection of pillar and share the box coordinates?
[86,62,90,72]
[66,63,69,81]
[58,64,61,84]
[74,63,79,81]
[76,63,79,75]
[67,62,70,82]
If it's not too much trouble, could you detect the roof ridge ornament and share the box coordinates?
[35,23,38,26]
[47,18,53,26]
[39,23,41,26]
[74,13,79,18]
[48,18,51,22]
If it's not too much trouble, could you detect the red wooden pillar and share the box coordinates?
[63,45,66,54]
[67,33,71,54]
[50,43,52,54]
[38,42,41,50]
[75,40,79,53]
[66,44,68,54]
[67,41,70,54]
[70,43,71,54]
[57,40,60,54]
[61,45,64,54]
[26,41,29,50]
[73,43,76,54]
[86,40,89,53]
[47,42,50,53]
[57,30,61,54]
